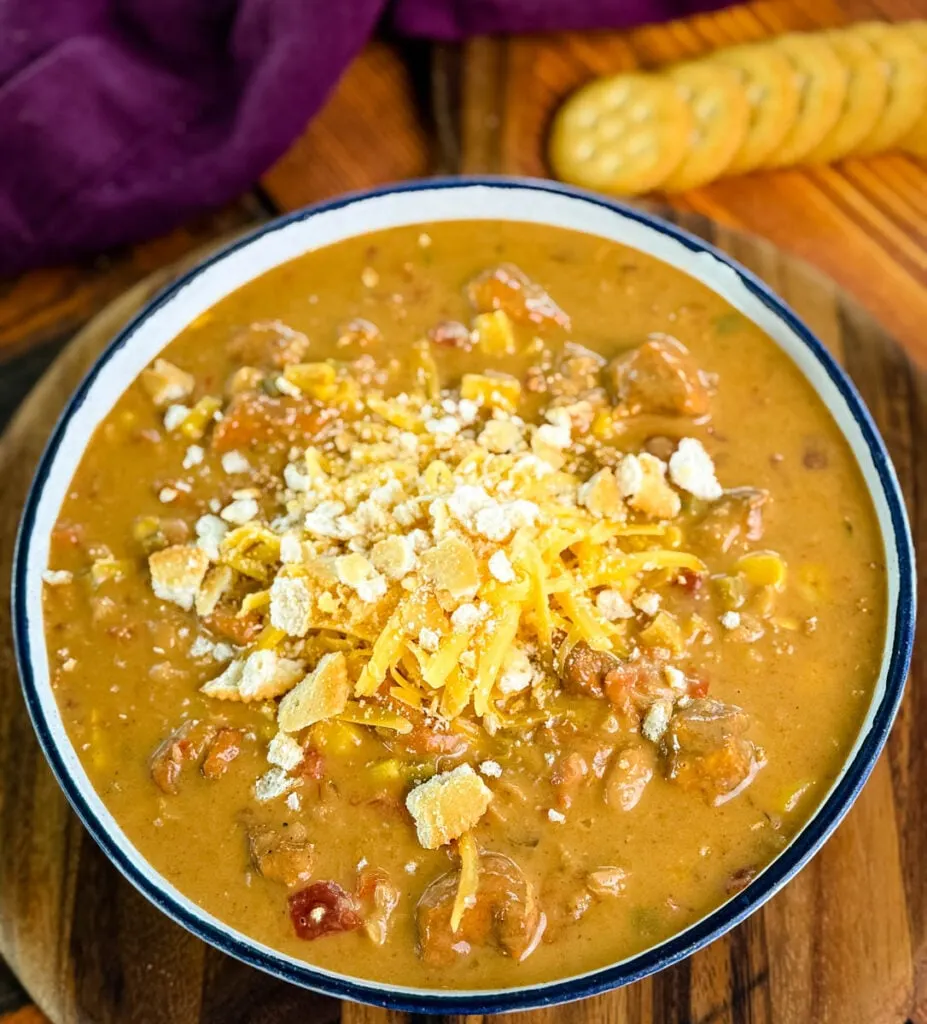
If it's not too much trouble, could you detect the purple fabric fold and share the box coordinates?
[0,0,726,276]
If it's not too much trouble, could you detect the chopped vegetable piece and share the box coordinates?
[289,881,362,940]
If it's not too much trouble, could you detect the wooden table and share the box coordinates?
[0,1,924,1021]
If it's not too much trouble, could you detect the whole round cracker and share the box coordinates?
[765,34,849,168]
[660,62,751,191]
[851,22,927,155]
[549,73,693,195]
[710,44,801,173]
[803,30,889,164]
[894,21,927,157]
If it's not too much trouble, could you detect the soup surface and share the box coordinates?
[42,221,886,991]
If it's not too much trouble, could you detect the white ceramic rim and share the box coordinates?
[12,178,916,1014]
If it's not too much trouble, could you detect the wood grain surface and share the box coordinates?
[0,0,925,1022]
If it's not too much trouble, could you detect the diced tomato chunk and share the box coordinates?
[202,607,262,646]
[289,881,362,940]
[211,394,328,452]
[398,724,469,758]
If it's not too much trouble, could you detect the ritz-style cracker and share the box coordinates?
[709,43,801,174]
[548,73,693,195]
[899,22,927,157]
[660,62,750,192]
[803,30,889,164]
[851,22,927,155]
[765,34,848,168]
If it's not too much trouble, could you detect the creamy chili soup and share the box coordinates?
[42,221,885,990]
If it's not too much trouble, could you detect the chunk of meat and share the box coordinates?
[417,852,546,965]
[357,867,400,946]
[605,743,656,811]
[561,642,620,699]
[149,720,217,794]
[606,335,711,417]
[663,698,763,805]
[540,881,592,940]
[201,728,244,780]
[466,264,571,330]
[227,320,311,370]
[250,823,314,887]
[211,394,328,452]
[201,606,263,646]
[675,567,706,594]
[693,487,767,553]
[289,881,362,939]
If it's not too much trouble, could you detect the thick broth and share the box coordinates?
[43,221,885,989]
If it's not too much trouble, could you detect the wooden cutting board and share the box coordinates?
[0,209,923,1024]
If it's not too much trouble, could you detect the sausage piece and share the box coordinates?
[417,852,546,965]
[249,823,315,887]
[663,698,763,805]
[606,335,711,417]
[561,642,620,699]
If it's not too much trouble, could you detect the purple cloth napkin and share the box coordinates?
[0,0,725,276]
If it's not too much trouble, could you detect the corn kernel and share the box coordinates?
[460,372,521,414]
[473,310,516,356]
[639,610,685,653]
[737,550,787,590]
[180,396,222,440]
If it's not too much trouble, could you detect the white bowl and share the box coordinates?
[12,178,917,1014]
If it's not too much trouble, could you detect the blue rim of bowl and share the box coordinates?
[12,176,916,1015]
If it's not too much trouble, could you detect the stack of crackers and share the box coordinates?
[549,21,927,195]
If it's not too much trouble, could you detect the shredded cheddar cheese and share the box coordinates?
[149,353,726,745]
[451,832,480,932]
